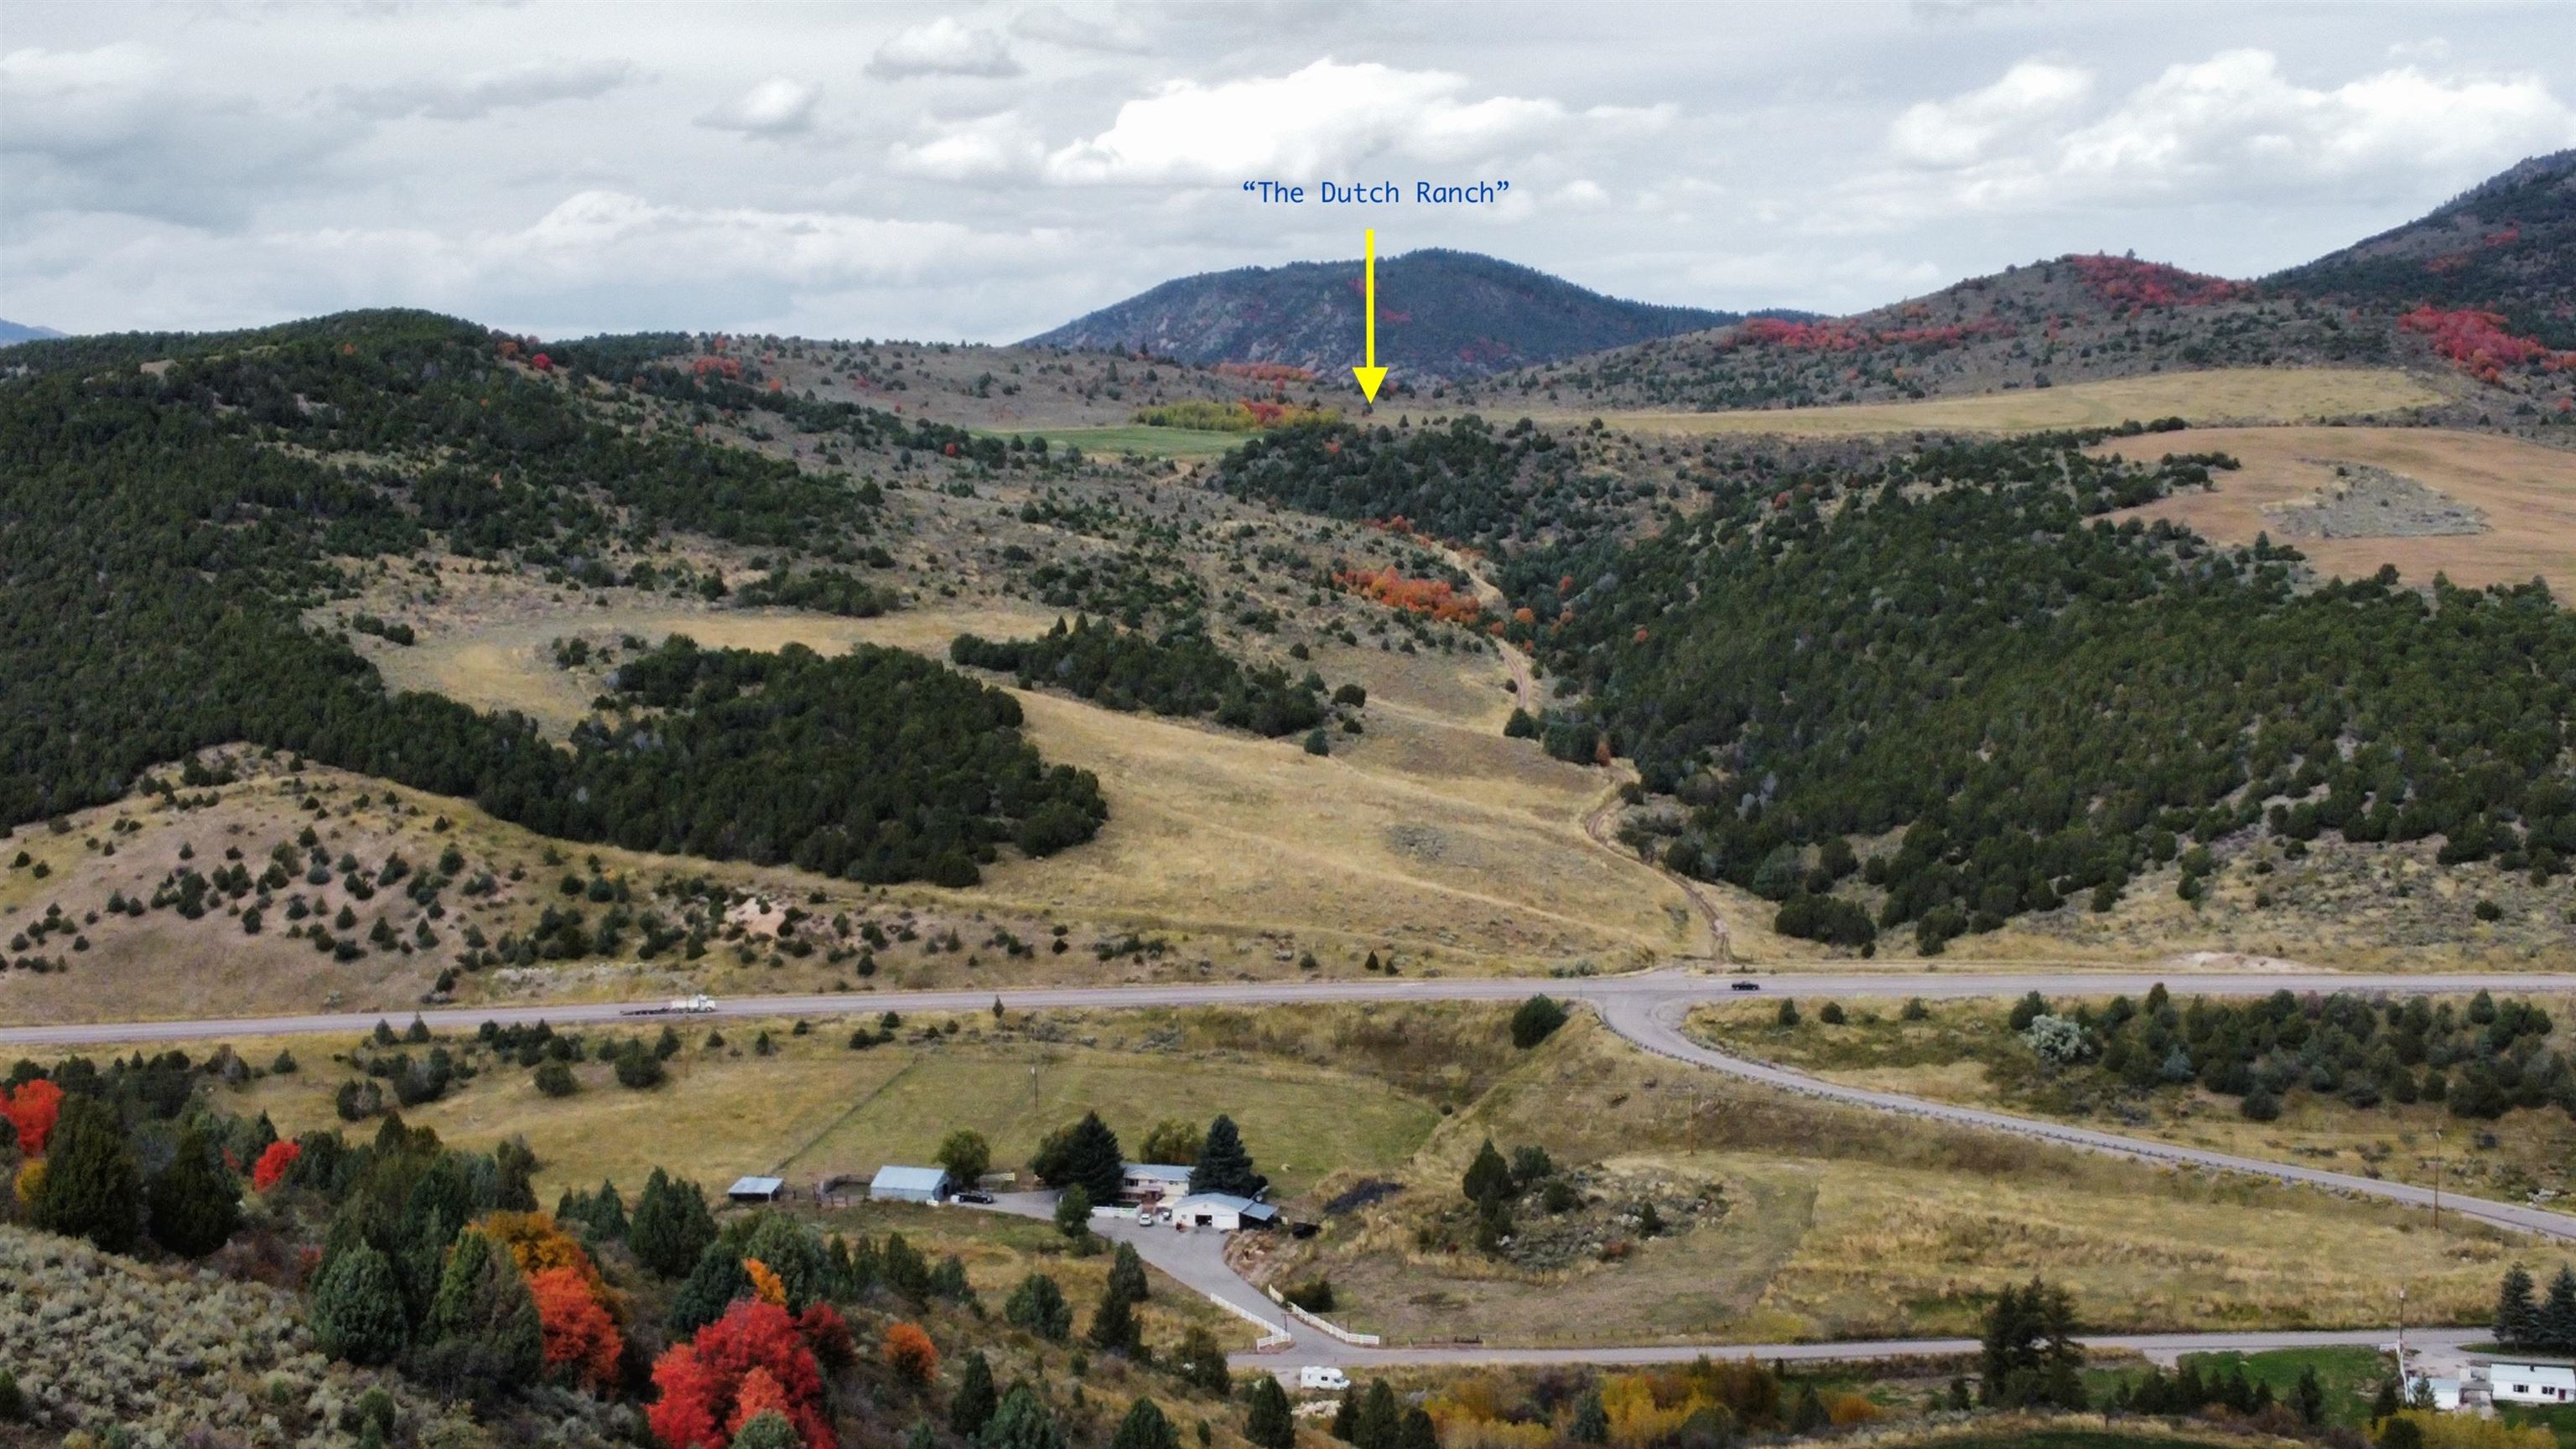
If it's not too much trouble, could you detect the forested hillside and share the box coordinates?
[2274,148,2576,350]
[1224,416,2576,953]
[0,311,1103,884]
[1029,248,1755,383]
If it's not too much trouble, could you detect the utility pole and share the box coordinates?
[2430,1130,2444,1233]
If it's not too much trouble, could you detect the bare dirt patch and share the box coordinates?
[2093,425,2576,595]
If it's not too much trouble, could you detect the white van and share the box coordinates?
[1298,1367,1350,1392]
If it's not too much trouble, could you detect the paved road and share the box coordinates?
[8,967,2572,1240]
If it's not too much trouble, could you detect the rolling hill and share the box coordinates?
[1026,247,1769,383]
[0,318,65,345]
[2272,146,2576,345]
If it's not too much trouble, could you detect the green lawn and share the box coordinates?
[2500,1404,2576,1449]
[979,425,1249,460]
[2090,1346,2386,1428]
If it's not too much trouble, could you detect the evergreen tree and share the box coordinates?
[732,1414,803,1449]
[1056,1186,1095,1240]
[1353,1380,1401,1449]
[1330,1391,1360,1442]
[418,1227,543,1392]
[983,1384,1070,1449]
[311,1244,409,1365]
[952,1350,1000,1439]
[2496,1265,2540,1349]
[1174,1325,1233,1396]
[1089,1273,1143,1356]
[2542,1265,2576,1352]
[2293,1366,2327,1426]
[147,1119,242,1258]
[1790,1386,1828,1434]
[1006,1272,1074,1341]
[1063,1112,1127,1205]
[669,1241,750,1334]
[1399,1408,1437,1449]
[1109,1241,1151,1304]
[32,1096,143,1253]
[1189,1115,1261,1197]
[1461,1139,1514,1208]
[1246,1375,1296,1449]
[1113,1397,1180,1449]
[1570,1390,1609,1444]
[630,1167,717,1278]
[581,1178,629,1241]
[2371,1379,2401,1422]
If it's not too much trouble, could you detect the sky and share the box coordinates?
[5,0,2575,343]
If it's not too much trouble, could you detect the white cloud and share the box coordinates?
[1037,59,1670,184]
[1888,60,2090,167]
[1010,4,1150,55]
[889,112,1046,180]
[332,58,635,121]
[698,78,820,136]
[868,18,1022,80]
[506,190,1061,287]
[1835,49,2576,229]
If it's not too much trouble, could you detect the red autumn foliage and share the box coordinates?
[1214,361,1315,383]
[797,1302,854,1368]
[1335,567,1482,624]
[529,352,553,372]
[252,1140,301,1192]
[882,1322,937,1387]
[765,377,785,393]
[2,1079,64,1156]
[2399,306,2576,384]
[650,1301,834,1449]
[943,443,960,457]
[530,1265,624,1389]
[692,356,745,381]
[730,1368,794,1437]
[2064,253,2245,312]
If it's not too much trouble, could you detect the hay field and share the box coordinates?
[2091,426,2576,595]
[1514,367,2446,439]
[1265,1016,2541,1347]
[373,600,1702,969]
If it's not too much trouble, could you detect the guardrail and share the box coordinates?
[1270,1288,1384,1347]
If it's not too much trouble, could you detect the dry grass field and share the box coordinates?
[1509,367,2448,439]
[2092,426,2576,595]
[1685,995,2576,1207]
[1252,1015,2546,1347]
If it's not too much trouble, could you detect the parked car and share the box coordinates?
[1730,980,1763,992]
[953,1189,995,1205]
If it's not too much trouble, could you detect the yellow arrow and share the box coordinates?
[1352,227,1387,402]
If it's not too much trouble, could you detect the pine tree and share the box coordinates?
[1190,1115,1260,1197]
[1461,1139,1513,1208]
[1330,1391,1360,1443]
[1064,1112,1126,1205]
[983,1384,1070,1449]
[1109,1241,1151,1304]
[631,1167,717,1278]
[147,1119,242,1258]
[311,1244,409,1365]
[418,1227,543,1391]
[1790,1386,1829,1433]
[1006,1271,1074,1340]
[669,1241,750,1334]
[952,1350,999,1438]
[2542,1265,2576,1353]
[1398,1408,1436,1449]
[582,1178,629,1241]
[1569,1391,1609,1444]
[2293,1366,2327,1425]
[1089,1273,1142,1356]
[1353,1380,1401,1449]
[1174,1325,1232,1395]
[31,1096,143,1253]
[732,1414,802,1449]
[1246,1375,1296,1449]
[1113,1397,1180,1449]
[2496,1265,2540,1348]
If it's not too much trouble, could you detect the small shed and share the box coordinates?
[727,1176,787,1203]
[1119,1162,1195,1206]
[870,1165,953,1204]
[2484,1358,2575,1405]
[1168,1193,1279,1232]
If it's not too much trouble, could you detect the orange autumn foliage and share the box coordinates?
[745,1257,788,1306]
[479,1211,619,1318]
[530,1265,624,1388]
[1335,567,1481,624]
[731,1367,794,1436]
[881,1322,937,1386]
[252,1140,301,1192]
[651,1301,834,1449]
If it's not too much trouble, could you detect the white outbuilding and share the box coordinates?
[2482,1358,2575,1405]
[869,1165,953,1204]
[1167,1193,1279,1232]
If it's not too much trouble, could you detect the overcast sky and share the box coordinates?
[6,0,2575,342]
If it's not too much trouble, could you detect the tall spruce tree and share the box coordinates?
[669,1240,750,1334]
[147,1119,242,1258]
[951,1350,1000,1439]
[418,1227,543,1392]
[1353,1381,1402,1449]
[2497,1265,2541,1348]
[1188,1116,1261,1197]
[32,1096,143,1254]
[631,1167,718,1278]
[311,1244,409,1365]
[2542,1265,2576,1352]
[1108,1241,1150,1305]
[1246,1376,1296,1449]
[1063,1112,1126,1205]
